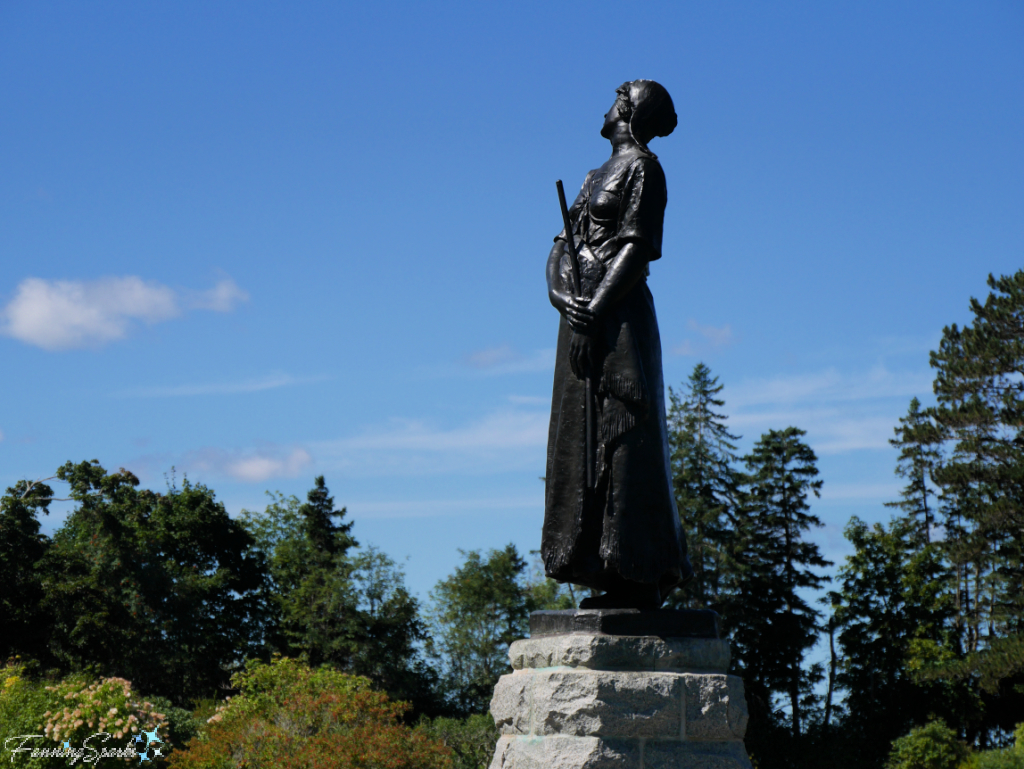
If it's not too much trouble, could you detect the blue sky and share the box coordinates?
[2,1,1022,600]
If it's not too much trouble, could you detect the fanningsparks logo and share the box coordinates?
[5,726,163,765]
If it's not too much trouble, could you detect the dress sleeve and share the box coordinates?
[554,170,595,243]
[617,157,667,260]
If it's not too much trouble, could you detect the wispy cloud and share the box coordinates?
[672,320,735,356]
[178,446,313,483]
[461,346,554,375]
[721,365,933,456]
[728,366,932,409]
[346,495,544,519]
[1,275,248,351]
[118,372,327,398]
[186,278,249,312]
[313,408,548,477]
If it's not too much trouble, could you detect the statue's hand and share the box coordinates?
[569,331,596,380]
[551,291,597,334]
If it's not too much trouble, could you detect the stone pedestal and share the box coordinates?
[489,610,752,769]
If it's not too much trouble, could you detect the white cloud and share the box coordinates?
[1,275,248,351]
[226,449,313,483]
[119,372,327,398]
[179,446,313,483]
[187,278,249,312]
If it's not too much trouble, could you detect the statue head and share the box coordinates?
[613,80,677,155]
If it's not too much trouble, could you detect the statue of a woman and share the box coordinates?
[542,80,692,610]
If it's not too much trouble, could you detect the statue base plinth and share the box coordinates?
[530,609,721,639]
[489,611,752,769]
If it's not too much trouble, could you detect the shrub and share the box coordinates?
[167,657,452,769]
[1,661,173,768]
[415,714,499,769]
[886,720,971,769]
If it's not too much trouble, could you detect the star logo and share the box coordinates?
[144,729,162,745]
[62,741,70,750]
[139,750,150,763]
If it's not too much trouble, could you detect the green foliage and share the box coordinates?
[37,461,269,706]
[427,544,554,716]
[964,723,1024,769]
[414,715,499,769]
[167,657,452,769]
[1,661,52,761]
[828,515,964,766]
[885,721,970,769]
[0,661,186,768]
[0,480,54,662]
[240,483,438,714]
[666,363,744,612]
[734,427,831,743]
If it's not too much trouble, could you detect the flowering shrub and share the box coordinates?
[1,661,171,768]
[43,675,165,745]
[167,657,453,769]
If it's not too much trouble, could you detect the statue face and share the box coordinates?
[601,93,629,139]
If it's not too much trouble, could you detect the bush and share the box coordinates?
[415,714,499,769]
[1,661,175,768]
[964,723,1024,769]
[886,720,971,769]
[167,657,453,769]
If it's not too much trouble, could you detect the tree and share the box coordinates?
[267,477,359,666]
[38,460,269,705]
[828,516,963,769]
[426,544,541,716]
[347,546,440,717]
[734,428,831,743]
[921,271,1024,740]
[0,478,53,662]
[240,483,439,714]
[886,398,944,545]
[666,363,744,612]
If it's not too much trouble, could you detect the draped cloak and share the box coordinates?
[542,148,691,597]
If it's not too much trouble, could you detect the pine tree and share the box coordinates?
[920,270,1024,739]
[666,363,744,612]
[886,398,944,545]
[735,428,831,742]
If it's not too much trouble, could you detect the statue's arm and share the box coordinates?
[547,240,595,330]
[585,241,650,321]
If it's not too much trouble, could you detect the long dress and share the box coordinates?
[542,146,691,598]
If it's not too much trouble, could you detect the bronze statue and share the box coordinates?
[542,80,693,610]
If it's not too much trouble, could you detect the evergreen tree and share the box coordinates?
[734,428,831,744]
[666,363,744,612]
[240,483,439,714]
[886,398,944,545]
[828,516,961,769]
[923,270,1024,739]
